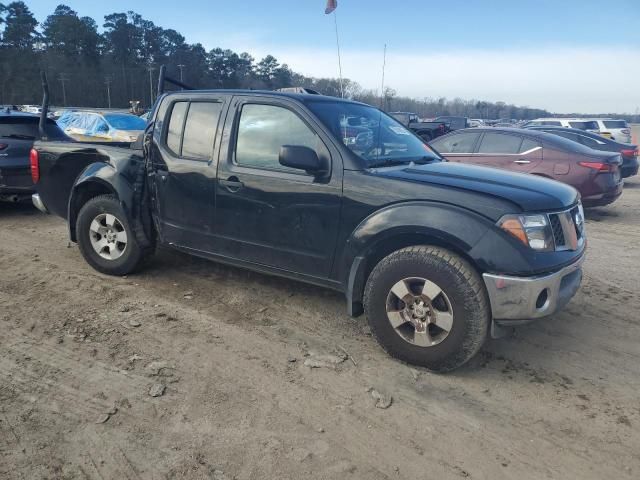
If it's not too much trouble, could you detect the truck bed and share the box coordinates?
[33,140,142,219]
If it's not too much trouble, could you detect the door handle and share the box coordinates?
[219,176,244,192]
[514,159,531,164]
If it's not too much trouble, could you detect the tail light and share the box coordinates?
[621,148,638,157]
[30,148,40,183]
[0,143,7,150]
[578,161,614,172]
[621,129,630,134]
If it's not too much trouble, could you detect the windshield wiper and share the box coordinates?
[367,156,434,169]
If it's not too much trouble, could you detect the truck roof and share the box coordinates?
[161,89,366,106]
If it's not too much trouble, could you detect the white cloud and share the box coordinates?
[225,43,640,113]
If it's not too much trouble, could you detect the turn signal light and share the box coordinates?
[30,148,40,183]
[499,218,529,246]
[621,148,638,157]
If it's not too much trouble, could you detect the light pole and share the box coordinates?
[105,76,113,108]
[58,73,69,106]
[147,65,155,106]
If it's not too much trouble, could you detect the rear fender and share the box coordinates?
[68,162,152,247]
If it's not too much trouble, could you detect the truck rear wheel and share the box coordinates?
[364,246,490,372]
[76,194,152,276]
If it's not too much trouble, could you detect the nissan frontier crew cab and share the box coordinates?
[30,70,586,372]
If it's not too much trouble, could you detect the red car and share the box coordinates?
[429,128,623,207]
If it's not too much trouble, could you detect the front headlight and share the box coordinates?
[498,214,554,251]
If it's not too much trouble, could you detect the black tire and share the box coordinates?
[76,194,153,276]
[419,132,433,142]
[364,246,490,372]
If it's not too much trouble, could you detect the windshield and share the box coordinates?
[603,120,627,129]
[307,101,440,167]
[0,116,67,140]
[104,114,146,131]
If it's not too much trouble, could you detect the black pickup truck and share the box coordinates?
[388,112,450,141]
[31,70,586,371]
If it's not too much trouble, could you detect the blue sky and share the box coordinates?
[27,0,640,113]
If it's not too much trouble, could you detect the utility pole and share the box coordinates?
[146,64,155,106]
[104,75,113,108]
[58,73,69,107]
[177,64,186,82]
[380,44,387,109]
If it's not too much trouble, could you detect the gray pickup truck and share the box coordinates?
[388,112,450,142]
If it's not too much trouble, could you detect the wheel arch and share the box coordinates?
[68,177,119,242]
[342,202,493,317]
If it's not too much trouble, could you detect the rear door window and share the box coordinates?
[519,138,541,153]
[542,121,562,126]
[430,132,480,153]
[166,102,188,155]
[477,132,523,154]
[569,121,599,130]
[181,102,222,160]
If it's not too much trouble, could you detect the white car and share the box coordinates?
[524,118,600,133]
[586,119,631,143]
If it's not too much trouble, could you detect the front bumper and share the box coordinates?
[483,254,585,323]
[32,193,49,214]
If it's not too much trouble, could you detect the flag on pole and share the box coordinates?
[325,0,337,14]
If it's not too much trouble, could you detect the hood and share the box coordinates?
[373,161,579,212]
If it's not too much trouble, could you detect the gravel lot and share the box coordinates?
[1,128,639,479]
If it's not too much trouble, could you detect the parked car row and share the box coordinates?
[429,126,636,207]
[522,118,632,143]
[414,115,633,145]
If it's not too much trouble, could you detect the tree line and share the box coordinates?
[2,1,613,121]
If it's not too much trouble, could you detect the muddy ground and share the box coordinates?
[1,145,640,479]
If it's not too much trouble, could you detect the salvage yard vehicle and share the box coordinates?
[430,127,624,207]
[524,125,638,178]
[0,110,67,202]
[388,112,450,141]
[586,119,632,144]
[30,69,586,372]
[57,110,146,143]
[523,118,600,134]
[433,116,469,131]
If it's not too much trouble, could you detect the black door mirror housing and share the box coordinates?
[279,145,325,175]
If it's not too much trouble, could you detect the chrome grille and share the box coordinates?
[547,205,585,251]
[549,214,565,248]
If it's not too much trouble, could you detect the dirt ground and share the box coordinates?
[1,133,640,479]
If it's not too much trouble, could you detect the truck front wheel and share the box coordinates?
[76,194,152,276]
[364,246,490,372]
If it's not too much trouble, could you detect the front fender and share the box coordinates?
[340,201,533,316]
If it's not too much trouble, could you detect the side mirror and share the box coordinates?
[279,145,325,174]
